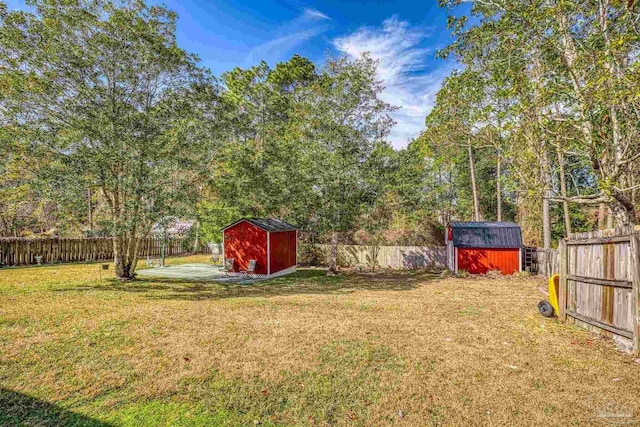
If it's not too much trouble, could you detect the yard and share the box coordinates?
[1,255,640,426]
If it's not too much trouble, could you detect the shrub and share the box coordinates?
[439,270,454,279]
[298,244,354,267]
[455,269,470,278]
[512,270,531,279]
[298,243,329,266]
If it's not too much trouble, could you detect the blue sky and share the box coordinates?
[4,0,471,148]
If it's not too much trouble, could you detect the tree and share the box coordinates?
[0,0,220,278]
[426,71,492,222]
[208,55,318,226]
[353,193,395,271]
[196,200,240,244]
[301,54,396,274]
[439,0,640,230]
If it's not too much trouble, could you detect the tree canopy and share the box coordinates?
[1,0,639,277]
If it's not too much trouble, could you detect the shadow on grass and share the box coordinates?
[54,269,440,301]
[0,388,112,427]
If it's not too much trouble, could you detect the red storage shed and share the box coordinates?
[222,218,297,278]
[446,222,522,275]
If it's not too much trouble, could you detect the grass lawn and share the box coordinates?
[1,255,640,426]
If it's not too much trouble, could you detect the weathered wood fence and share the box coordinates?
[557,227,640,354]
[524,247,559,276]
[314,244,447,270]
[0,237,192,267]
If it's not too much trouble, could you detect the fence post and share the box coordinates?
[558,238,568,322]
[630,231,640,355]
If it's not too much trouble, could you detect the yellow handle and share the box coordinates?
[548,274,560,315]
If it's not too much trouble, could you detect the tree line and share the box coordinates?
[1,0,638,278]
[427,0,640,248]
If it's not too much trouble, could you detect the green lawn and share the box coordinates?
[1,255,640,426]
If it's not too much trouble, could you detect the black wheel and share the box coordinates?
[538,300,554,318]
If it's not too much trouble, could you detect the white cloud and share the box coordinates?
[247,29,323,64]
[302,7,331,21]
[246,7,331,65]
[333,17,454,149]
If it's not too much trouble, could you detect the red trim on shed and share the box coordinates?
[457,248,520,275]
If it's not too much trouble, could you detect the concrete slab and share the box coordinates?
[136,263,261,284]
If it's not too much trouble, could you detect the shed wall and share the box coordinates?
[269,230,297,274]
[223,222,268,275]
[457,248,520,274]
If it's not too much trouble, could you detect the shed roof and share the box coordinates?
[222,217,297,232]
[448,222,522,248]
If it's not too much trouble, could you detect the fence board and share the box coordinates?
[0,237,195,267]
[313,244,447,270]
[558,240,568,321]
[524,248,559,275]
[560,226,640,354]
[630,232,640,353]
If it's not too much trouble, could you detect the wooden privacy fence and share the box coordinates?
[557,227,640,354]
[315,244,447,270]
[0,237,192,267]
[523,247,559,276]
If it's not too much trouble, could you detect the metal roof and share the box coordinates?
[448,222,522,248]
[222,217,297,232]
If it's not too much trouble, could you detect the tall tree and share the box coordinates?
[301,55,396,274]
[208,55,317,225]
[426,71,496,222]
[440,0,640,229]
[0,0,220,278]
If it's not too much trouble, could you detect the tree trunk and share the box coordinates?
[328,231,339,275]
[632,171,637,216]
[162,227,167,267]
[113,236,126,279]
[496,154,502,222]
[193,225,199,253]
[611,197,635,226]
[611,190,636,226]
[113,233,139,280]
[598,203,607,230]
[556,150,571,236]
[369,243,380,272]
[468,144,481,222]
[607,207,614,229]
[530,45,551,249]
[558,12,635,226]
[541,150,552,250]
[87,188,93,232]
[127,234,140,275]
[542,195,551,249]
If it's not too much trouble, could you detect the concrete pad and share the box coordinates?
[136,263,261,284]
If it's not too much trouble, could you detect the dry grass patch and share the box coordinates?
[1,256,640,426]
